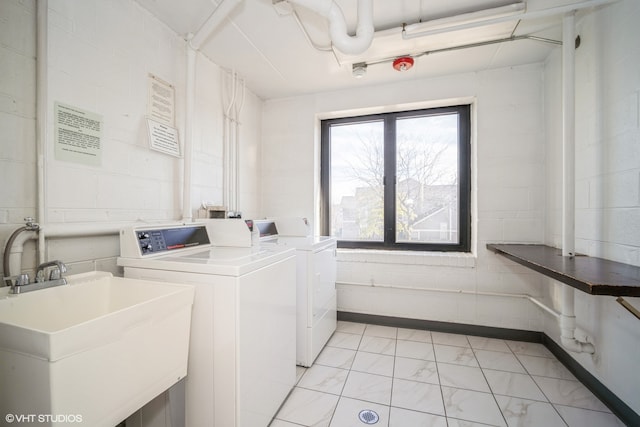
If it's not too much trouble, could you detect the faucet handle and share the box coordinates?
[49,269,63,280]
[48,262,67,280]
[16,274,30,286]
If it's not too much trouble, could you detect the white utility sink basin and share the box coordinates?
[0,271,195,427]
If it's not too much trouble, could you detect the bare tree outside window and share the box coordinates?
[321,105,471,252]
[396,114,459,244]
[329,121,384,241]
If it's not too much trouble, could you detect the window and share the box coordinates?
[320,105,471,252]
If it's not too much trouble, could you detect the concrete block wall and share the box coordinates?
[0,0,38,273]
[0,0,263,278]
[46,0,187,225]
[0,0,36,229]
[542,0,640,415]
[262,63,549,331]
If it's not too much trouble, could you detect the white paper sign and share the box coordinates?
[148,74,175,126]
[147,118,181,157]
[54,102,102,166]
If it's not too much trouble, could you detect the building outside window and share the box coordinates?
[320,105,471,252]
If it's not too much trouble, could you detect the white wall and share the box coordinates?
[0,0,38,271]
[543,0,640,414]
[262,63,549,332]
[0,0,262,278]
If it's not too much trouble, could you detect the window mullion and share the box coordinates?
[383,116,396,246]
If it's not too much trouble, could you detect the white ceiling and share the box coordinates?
[134,0,583,100]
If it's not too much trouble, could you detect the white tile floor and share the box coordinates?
[271,321,625,427]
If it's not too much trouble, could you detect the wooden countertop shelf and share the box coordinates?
[486,244,640,297]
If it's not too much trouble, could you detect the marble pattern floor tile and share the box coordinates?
[363,324,398,339]
[274,387,339,427]
[495,396,566,427]
[554,404,626,427]
[397,327,432,343]
[391,378,445,415]
[389,407,447,427]
[273,323,624,427]
[437,363,491,392]
[351,351,394,377]
[358,335,396,355]
[315,346,356,370]
[327,332,362,350]
[393,356,440,384]
[432,331,472,347]
[474,349,526,373]
[330,397,390,427]
[297,364,349,395]
[467,336,512,353]
[336,321,366,335]
[396,339,435,360]
[342,371,393,405]
[484,370,547,401]
[532,376,611,412]
[441,386,507,427]
[516,354,576,380]
[434,344,479,366]
[506,341,554,358]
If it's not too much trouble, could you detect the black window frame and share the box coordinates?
[320,104,471,252]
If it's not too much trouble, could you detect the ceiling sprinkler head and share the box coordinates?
[393,56,414,72]
[352,62,367,78]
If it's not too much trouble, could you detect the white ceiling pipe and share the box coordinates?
[190,0,242,50]
[288,0,374,55]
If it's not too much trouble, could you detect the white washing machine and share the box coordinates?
[117,221,296,427]
[256,218,337,367]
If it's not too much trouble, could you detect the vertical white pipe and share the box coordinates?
[560,283,595,353]
[222,103,229,209]
[560,283,576,338]
[224,71,238,212]
[558,13,594,354]
[234,78,245,213]
[562,12,576,257]
[36,0,48,263]
[183,40,197,222]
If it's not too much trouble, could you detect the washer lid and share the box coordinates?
[118,245,295,276]
[263,235,337,251]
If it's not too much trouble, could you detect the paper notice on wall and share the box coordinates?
[148,74,175,126]
[147,118,181,157]
[54,102,102,166]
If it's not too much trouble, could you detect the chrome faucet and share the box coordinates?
[7,260,68,295]
[36,260,67,282]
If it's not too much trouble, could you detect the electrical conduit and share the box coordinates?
[186,0,241,219]
[233,76,245,214]
[223,70,237,212]
[183,37,197,222]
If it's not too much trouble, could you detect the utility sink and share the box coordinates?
[0,271,195,427]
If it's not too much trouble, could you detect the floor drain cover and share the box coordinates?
[358,409,380,424]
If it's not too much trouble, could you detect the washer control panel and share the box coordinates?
[135,225,210,255]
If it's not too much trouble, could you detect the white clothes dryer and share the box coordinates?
[117,222,296,427]
[256,219,337,367]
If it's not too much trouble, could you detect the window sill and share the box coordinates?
[336,248,476,268]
